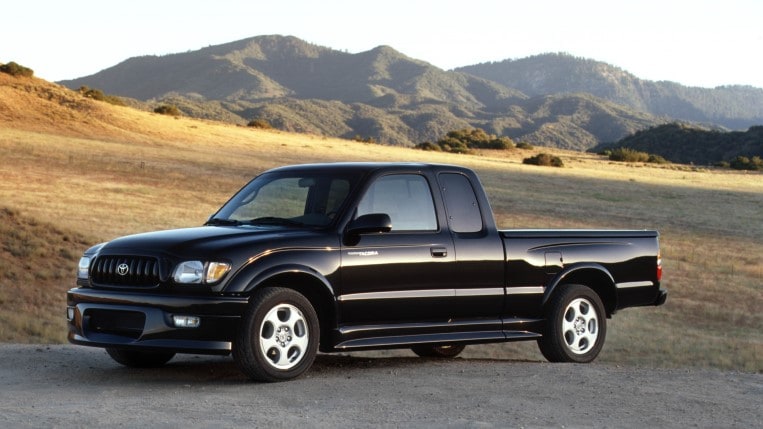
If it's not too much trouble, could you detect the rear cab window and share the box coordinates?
[438,173,484,234]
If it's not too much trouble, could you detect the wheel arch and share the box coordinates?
[244,265,338,351]
[543,263,617,316]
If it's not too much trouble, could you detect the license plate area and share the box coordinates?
[86,309,146,339]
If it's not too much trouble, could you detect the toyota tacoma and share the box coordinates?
[68,162,667,381]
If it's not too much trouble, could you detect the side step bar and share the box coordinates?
[334,330,541,351]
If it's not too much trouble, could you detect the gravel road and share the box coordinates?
[0,344,760,428]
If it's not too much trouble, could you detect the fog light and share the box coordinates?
[172,315,200,328]
[66,307,75,321]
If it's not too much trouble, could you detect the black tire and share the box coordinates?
[537,284,607,363]
[105,348,175,368]
[411,343,466,358]
[233,287,319,382]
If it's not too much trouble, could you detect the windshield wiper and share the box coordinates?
[205,218,242,226]
[246,217,306,227]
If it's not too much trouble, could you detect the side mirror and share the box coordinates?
[346,213,392,236]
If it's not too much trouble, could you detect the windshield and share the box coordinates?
[209,171,360,228]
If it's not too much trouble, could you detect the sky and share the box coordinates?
[2,0,762,88]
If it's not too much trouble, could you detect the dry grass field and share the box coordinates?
[1,73,760,372]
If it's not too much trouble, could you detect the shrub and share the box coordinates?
[247,119,273,129]
[352,135,377,144]
[609,148,650,162]
[154,105,181,116]
[516,142,534,150]
[486,136,515,150]
[79,86,104,100]
[438,136,471,154]
[729,156,763,171]
[609,147,670,164]
[417,128,515,154]
[415,142,441,151]
[77,86,125,106]
[523,153,564,167]
[0,61,34,77]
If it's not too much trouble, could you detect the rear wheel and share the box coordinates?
[537,284,606,363]
[105,348,175,368]
[411,343,466,358]
[233,287,319,382]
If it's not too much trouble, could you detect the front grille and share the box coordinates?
[90,255,162,287]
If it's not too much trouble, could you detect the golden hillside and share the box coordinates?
[1,72,760,371]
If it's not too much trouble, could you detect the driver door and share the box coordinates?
[339,173,455,324]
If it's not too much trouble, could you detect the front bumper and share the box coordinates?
[67,287,249,355]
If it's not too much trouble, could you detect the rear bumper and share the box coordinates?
[66,287,249,354]
[654,288,668,306]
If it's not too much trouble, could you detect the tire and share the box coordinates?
[233,287,319,382]
[411,343,466,358]
[105,348,175,368]
[537,284,607,363]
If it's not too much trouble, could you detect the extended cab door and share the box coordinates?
[339,173,456,324]
[437,172,505,319]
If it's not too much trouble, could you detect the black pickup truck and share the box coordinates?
[68,162,666,381]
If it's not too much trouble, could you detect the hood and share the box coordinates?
[99,226,319,259]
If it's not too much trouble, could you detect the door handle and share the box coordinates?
[431,247,448,258]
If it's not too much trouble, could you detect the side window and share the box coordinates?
[439,173,483,233]
[357,174,437,231]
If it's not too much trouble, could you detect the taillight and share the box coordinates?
[656,252,663,281]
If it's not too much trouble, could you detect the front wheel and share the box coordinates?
[233,287,319,382]
[537,284,607,363]
[105,348,175,368]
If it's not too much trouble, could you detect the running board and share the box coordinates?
[334,330,541,351]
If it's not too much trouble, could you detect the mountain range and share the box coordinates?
[60,35,763,150]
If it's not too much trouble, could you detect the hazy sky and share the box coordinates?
[3,0,762,88]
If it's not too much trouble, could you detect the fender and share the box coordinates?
[542,263,616,309]
[224,262,337,297]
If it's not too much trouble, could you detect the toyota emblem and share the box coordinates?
[116,263,129,276]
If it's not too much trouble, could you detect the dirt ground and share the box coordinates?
[0,344,760,428]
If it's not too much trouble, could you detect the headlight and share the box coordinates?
[77,256,91,279]
[173,261,204,283]
[173,261,231,284]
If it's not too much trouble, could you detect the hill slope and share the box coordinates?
[0,207,90,342]
[457,53,763,130]
[59,35,670,149]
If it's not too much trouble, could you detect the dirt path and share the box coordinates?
[0,345,759,428]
